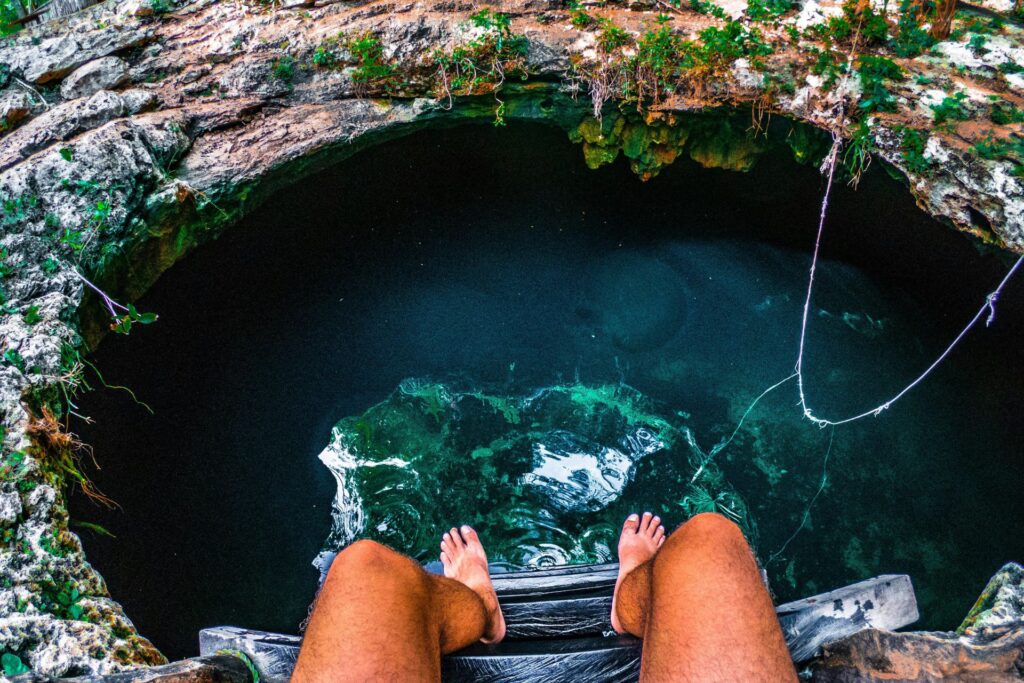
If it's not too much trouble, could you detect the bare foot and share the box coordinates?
[611,512,665,634]
[440,525,506,644]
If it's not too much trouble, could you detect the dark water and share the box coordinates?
[71,121,1024,660]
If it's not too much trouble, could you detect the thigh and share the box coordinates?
[640,514,796,683]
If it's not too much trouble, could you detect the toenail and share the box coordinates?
[628,513,639,521]
[461,525,472,533]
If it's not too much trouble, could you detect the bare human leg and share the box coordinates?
[292,526,504,683]
[612,512,797,683]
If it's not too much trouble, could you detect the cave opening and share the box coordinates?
[69,120,1024,660]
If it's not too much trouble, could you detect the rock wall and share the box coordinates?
[0,0,1021,674]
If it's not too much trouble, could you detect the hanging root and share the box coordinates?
[26,406,119,509]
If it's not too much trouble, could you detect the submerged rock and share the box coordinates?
[523,427,663,513]
[317,380,747,569]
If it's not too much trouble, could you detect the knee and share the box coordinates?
[661,512,746,557]
[680,512,744,539]
[329,539,401,577]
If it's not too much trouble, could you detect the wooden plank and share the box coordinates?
[775,574,919,662]
[199,572,919,682]
[493,567,619,599]
[503,595,611,638]
[442,636,640,683]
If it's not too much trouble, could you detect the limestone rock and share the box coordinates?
[60,57,130,100]
[0,492,22,524]
[957,562,1024,642]
[810,563,1024,681]
[0,90,34,130]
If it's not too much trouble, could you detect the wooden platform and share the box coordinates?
[199,564,918,682]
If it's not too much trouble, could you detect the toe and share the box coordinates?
[441,539,451,554]
[653,525,665,544]
[622,513,640,533]
[650,516,661,536]
[658,537,665,547]
[461,525,480,546]
[449,527,464,549]
[640,512,653,532]
[440,551,450,566]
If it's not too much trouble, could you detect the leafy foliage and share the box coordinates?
[1,653,29,677]
[856,55,904,112]
[990,98,1024,125]
[432,9,529,125]
[271,55,295,83]
[892,0,935,57]
[842,0,889,44]
[930,91,969,124]
[346,32,402,94]
[747,0,794,21]
[899,127,931,175]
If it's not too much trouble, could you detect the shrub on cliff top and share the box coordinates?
[432,9,529,124]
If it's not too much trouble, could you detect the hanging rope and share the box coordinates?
[793,138,1024,428]
[766,426,835,567]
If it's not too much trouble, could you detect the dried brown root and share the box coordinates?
[26,405,120,510]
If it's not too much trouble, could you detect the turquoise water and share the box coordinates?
[73,120,1024,659]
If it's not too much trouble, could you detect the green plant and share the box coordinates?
[271,54,295,83]
[843,119,874,185]
[990,98,1024,125]
[968,133,1024,175]
[747,0,793,21]
[149,0,172,14]
[892,0,935,57]
[22,305,40,325]
[690,0,729,19]
[1,653,29,677]
[842,0,889,43]
[1,194,38,228]
[58,147,73,162]
[930,91,969,124]
[597,17,630,52]
[3,349,25,372]
[856,55,904,112]
[311,42,338,69]
[345,33,402,94]
[900,127,930,174]
[432,9,529,124]
[806,15,852,42]
[808,46,846,89]
[569,1,595,28]
[70,520,116,538]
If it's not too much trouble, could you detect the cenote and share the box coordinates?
[69,119,1024,660]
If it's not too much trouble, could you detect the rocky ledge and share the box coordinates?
[0,0,1021,675]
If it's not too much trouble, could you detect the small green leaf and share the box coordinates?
[59,147,74,162]
[22,306,41,325]
[2,652,29,676]
[68,604,83,620]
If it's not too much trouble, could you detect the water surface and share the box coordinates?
[72,121,1024,659]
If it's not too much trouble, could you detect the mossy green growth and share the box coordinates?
[568,110,836,179]
[956,562,1024,634]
